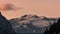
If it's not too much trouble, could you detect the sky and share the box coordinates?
[0,0,60,20]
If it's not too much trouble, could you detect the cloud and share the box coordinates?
[6,4,20,10]
[0,3,21,11]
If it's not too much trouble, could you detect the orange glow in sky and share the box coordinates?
[0,0,60,20]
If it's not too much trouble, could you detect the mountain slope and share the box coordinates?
[0,12,16,34]
[9,14,58,34]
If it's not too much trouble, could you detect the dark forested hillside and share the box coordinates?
[0,12,16,34]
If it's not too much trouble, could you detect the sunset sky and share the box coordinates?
[0,0,60,20]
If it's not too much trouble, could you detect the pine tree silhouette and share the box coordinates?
[44,18,60,34]
[0,12,16,34]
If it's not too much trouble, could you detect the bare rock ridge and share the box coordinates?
[9,14,58,34]
[0,12,16,34]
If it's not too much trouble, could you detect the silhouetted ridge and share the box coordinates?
[44,18,60,34]
[0,12,16,34]
[20,15,40,21]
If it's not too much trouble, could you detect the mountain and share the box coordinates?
[9,14,58,34]
[0,12,16,34]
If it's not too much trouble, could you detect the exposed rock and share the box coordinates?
[9,14,58,34]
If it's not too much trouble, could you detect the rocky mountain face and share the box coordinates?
[9,14,58,34]
[0,12,16,34]
[0,12,58,34]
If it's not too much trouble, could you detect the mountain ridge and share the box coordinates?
[9,14,58,34]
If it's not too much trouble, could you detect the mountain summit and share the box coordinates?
[9,14,58,34]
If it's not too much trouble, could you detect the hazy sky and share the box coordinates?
[0,0,60,19]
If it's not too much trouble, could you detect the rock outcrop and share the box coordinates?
[9,14,58,34]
